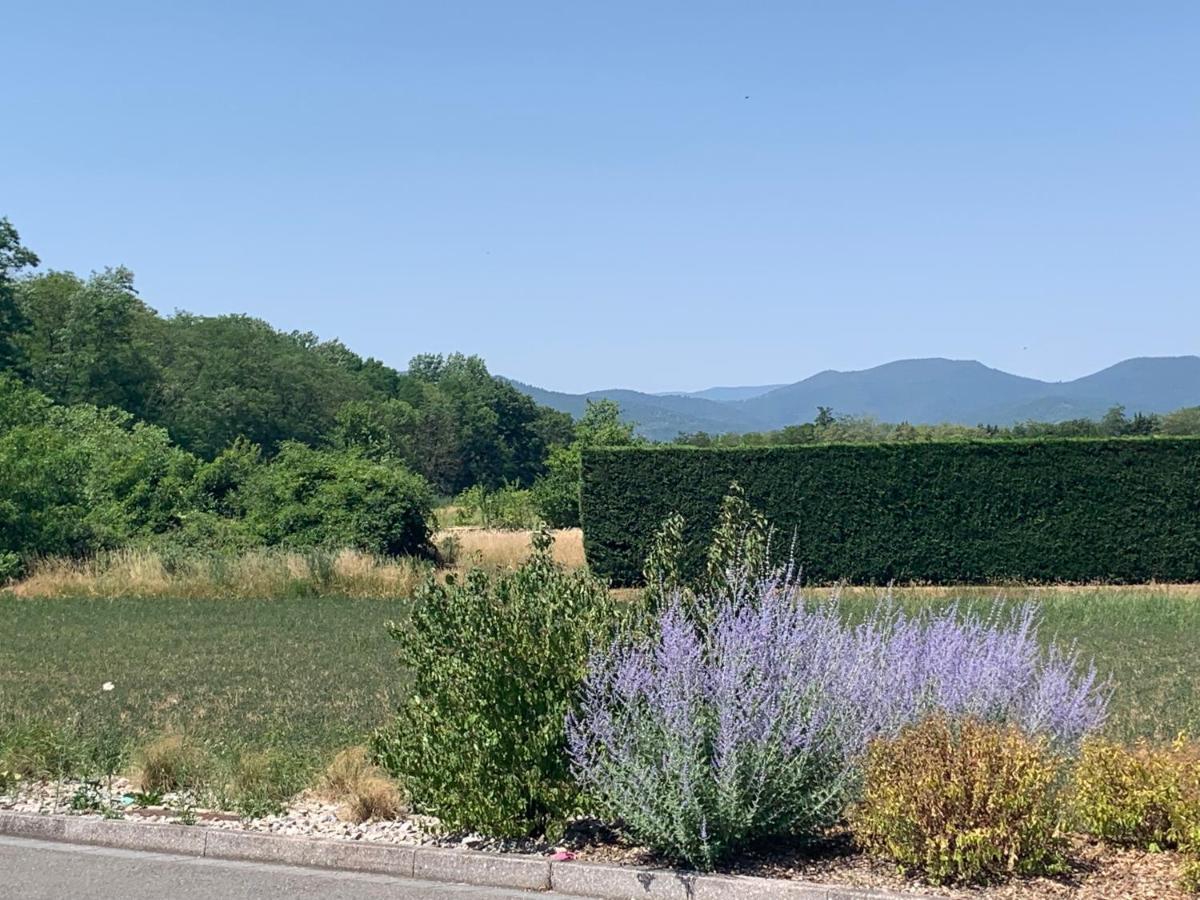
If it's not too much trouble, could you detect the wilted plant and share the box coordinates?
[1072,735,1200,849]
[319,746,404,823]
[568,574,1106,869]
[852,716,1067,884]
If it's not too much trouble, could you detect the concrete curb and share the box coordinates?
[0,811,936,899]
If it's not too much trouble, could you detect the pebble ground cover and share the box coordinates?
[2,585,1197,772]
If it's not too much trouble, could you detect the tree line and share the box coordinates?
[673,403,1200,448]
[0,217,605,576]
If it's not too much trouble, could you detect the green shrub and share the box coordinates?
[453,482,541,530]
[1182,857,1200,894]
[1072,736,1200,849]
[241,443,434,557]
[532,445,582,528]
[372,530,619,838]
[581,440,1200,586]
[851,716,1066,884]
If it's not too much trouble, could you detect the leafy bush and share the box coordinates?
[1182,858,1200,894]
[852,716,1066,884]
[453,482,541,530]
[568,577,1106,869]
[532,445,582,528]
[580,441,1200,585]
[1072,736,1200,849]
[373,530,619,838]
[241,443,434,557]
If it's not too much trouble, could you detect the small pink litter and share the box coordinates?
[550,851,576,862]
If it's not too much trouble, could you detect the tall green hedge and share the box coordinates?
[580,439,1200,586]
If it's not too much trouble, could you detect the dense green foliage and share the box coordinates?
[531,399,642,528]
[581,440,1200,585]
[0,218,572,500]
[373,531,619,838]
[852,717,1066,884]
[0,376,434,574]
[451,482,541,529]
[0,216,583,574]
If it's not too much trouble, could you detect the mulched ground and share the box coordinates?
[565,827,1193,899]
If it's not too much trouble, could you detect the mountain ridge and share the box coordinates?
[507,356,1200,441]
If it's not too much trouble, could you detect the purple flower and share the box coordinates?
[566,575,1108,869]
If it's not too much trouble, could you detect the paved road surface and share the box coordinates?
[0,835,587,900]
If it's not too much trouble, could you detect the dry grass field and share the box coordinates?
[5,528,586,601]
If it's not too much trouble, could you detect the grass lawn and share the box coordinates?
[2,585,1197,785]
[0,595,409,778]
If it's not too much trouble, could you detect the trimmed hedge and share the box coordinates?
[580,439,1200,586]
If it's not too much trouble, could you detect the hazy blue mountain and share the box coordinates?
[734,359,1048,428]
[658,384,787,402]
[509,356,1200,439]
[1057,357,1200,412]
[505,380,764,440]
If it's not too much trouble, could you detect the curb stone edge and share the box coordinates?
[0,810,937,899]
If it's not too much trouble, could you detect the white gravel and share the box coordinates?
[0,777,555,855]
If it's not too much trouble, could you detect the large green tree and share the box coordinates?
[0,218,39,370]
[17,268,160,417]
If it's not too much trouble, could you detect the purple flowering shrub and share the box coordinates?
[567,577,1107,869]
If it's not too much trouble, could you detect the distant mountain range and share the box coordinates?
[508,356,1200,441]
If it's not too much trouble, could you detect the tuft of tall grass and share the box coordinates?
[318,746,405,823]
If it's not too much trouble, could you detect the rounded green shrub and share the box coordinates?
[372,530,619,838]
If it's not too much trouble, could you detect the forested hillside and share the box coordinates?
[0,218,574,577]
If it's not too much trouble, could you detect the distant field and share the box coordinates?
[1,583,1197,777]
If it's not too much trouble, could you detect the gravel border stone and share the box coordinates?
[0,810,933,898]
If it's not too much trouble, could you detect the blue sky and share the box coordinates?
[5,2,1197,393]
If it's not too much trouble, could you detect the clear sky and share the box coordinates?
[5,2,1197,393]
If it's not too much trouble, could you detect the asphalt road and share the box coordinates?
[0,835,586,900]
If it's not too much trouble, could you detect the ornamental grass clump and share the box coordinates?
[852,716,1067,884]
[567,574,1106,870]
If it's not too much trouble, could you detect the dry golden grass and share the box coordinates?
[5,530,586,600]
[439,526,585,572]
[317,746,405,823]
[132,733,208,793]
[8,548,431,600]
